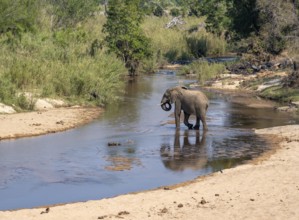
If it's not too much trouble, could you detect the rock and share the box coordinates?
[0,103,16,114]
[177,204,183,208]
[292,101,299,107]
[276,106,297,112]
[108,142,121,146]
[118,211,130,216]
[256,78,282,91]
[160,208,168,213]
[200,198,207,204]
[34,99,54,111]
[45,98,66,107]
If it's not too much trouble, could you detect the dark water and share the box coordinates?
[0,72,298,211]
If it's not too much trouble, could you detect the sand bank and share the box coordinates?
[0,107,102,140]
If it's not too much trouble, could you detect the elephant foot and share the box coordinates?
[187,124,193,129]
[193,125,200,130]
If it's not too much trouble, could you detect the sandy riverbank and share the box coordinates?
[0,107,102,140]
[0,123,298,219]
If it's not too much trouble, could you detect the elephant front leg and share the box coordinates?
[183,112,193,129]
[174,102,181,129]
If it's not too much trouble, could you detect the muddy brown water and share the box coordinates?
[0,71,298,210]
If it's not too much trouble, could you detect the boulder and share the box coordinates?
[44,98,66,107]
[34,99,54,111]
[0,103,16,114]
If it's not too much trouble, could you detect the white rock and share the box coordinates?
[0,103,16,114]
[34,99,54,110]
[292,101,299,107]
[44,98,66,107]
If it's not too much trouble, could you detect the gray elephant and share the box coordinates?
[160,86,209,130]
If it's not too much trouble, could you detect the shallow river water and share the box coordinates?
[0,72,298,210]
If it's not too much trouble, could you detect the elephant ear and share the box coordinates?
[170,87,183,103]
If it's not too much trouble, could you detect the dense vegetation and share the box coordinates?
[0,0,298,110]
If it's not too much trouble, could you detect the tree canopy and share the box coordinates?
[103,0,152,76]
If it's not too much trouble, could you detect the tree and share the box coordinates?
[257,0,298,54]
[48,0,98,28]
[195,0,230,36]
[0,0,39,39]
[226,0,260,39]
[103,0,152,76]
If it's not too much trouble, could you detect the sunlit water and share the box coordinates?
[0,72,298,210]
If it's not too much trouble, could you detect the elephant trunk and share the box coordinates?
[161,102,172,111]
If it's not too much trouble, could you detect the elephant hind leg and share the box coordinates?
[183,112,193,129]
[194,116,201,130]
[201,114,208,131]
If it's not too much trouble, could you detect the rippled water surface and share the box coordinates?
[0,72,298,210]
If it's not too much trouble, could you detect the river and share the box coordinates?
[0,71,298,210]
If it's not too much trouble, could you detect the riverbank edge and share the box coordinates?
[0,107,102,140]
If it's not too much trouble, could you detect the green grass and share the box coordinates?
[0,14,126,110]
[141,16,227,67]
[179,61,226,85]
[260,86,299,102]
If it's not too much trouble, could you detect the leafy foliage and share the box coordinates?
[103,0,152,76]
[0,0,39,40]
[48,0,99,28]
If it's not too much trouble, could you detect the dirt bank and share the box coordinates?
[0,107,102,140]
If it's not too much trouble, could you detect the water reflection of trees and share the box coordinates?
[160,130,207,171]
[104,76,154,125]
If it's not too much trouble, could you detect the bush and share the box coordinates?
[170,8,180,17]
[0,13,127,109]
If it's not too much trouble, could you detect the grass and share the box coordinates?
[141,16,227,68]
[179,61,226,85]
[0,14,126,110]
[260,86,299,102]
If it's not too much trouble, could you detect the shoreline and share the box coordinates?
[0,107,102,140]
[0,125,298,219]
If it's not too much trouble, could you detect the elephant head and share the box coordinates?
[160,86,187,111]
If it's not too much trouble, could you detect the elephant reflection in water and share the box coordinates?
[160,130,207,171]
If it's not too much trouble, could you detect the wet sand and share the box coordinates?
[0,107,298,219]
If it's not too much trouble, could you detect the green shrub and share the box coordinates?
[170,8,180,17]
[0,13,126,109]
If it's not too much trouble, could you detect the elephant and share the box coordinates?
[160,86,209,130]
